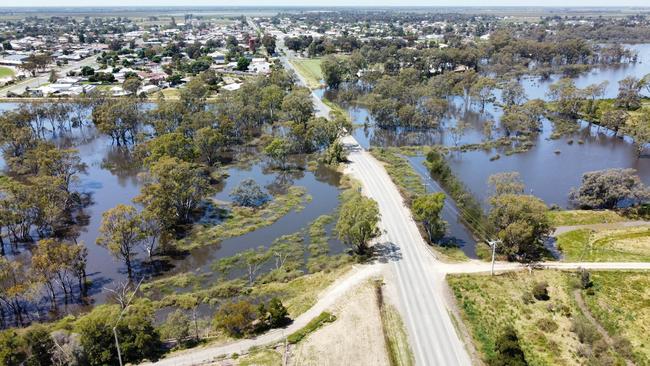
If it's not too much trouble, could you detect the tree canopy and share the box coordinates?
[336,193,380,255]
[570,168,650,209]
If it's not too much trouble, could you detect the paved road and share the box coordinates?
[0,55,98,97]
[281,34,472,365]
[144,22,650,365]
[342,134,473,365]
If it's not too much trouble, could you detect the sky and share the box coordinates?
[2,0,650,7]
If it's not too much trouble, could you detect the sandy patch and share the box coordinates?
[289,280,389,366]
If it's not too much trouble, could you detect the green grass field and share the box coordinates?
[290,58,323,89]
[448,270,649,365]
[0,66,15,78]
[556,226,650,262]
[583,271,650,364]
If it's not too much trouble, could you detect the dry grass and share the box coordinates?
[449,270,650,365]
[252,264,353,318]
[290,281,390,366]
[449,271,585,365]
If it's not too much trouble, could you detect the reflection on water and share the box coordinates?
[321,45,650,256]
[0,103,345,308]
[406,155,478,258]
[163,161,344,276]
[335,43,650,208]
[520,44,650,100]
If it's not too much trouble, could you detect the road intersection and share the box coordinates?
[144,26,650,366]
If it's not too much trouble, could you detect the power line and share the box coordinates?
[411,160,496,241]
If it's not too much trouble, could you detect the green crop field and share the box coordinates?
[0,66,15,78]
[290,58,323,89]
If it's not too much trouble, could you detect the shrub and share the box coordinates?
[612,336,633,359]
[287,312,336,344]
[521,291,535,305]
[532,282,550,301]
[0,330,26,366]
[229,179,270,208]
[23,324,55,366]
[536,318,559,333]
[579,269,593,289]
[571,316,601,345]
[489,325,528,366]
[159,309,191,342]
[213,300,258,338]
[75,304,162,366]
[257,297,290,331]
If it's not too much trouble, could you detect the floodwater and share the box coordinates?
[347,99,650,207]
[405,155,478,258]
[0,103,344,308]
[323,43,650,255]
[337,44,650,207]
[166,160,344,276]
[520,43,650,100]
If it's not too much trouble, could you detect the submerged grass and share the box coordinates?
[180,186,310,250]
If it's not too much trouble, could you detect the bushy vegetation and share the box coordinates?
[286,311,336,344]
[449,270,646,365]
[212,297,289,338]
[336,191,380,255]
[569,168,650,210]
[425,149,489,242]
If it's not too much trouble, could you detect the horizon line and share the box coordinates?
[2,5,650,8]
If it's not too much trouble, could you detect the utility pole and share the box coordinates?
[487,240,500,276]
[113,277,144,366]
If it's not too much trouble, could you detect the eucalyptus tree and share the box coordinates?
[97,204,146,280]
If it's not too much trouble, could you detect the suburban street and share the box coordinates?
[0,55,98,97]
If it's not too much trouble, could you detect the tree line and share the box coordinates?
[0,61,353,328]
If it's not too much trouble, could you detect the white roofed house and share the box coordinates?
[138,85,160,95]
[222,83,242,91]
[249,58,271,74]
[110,86,130,97]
